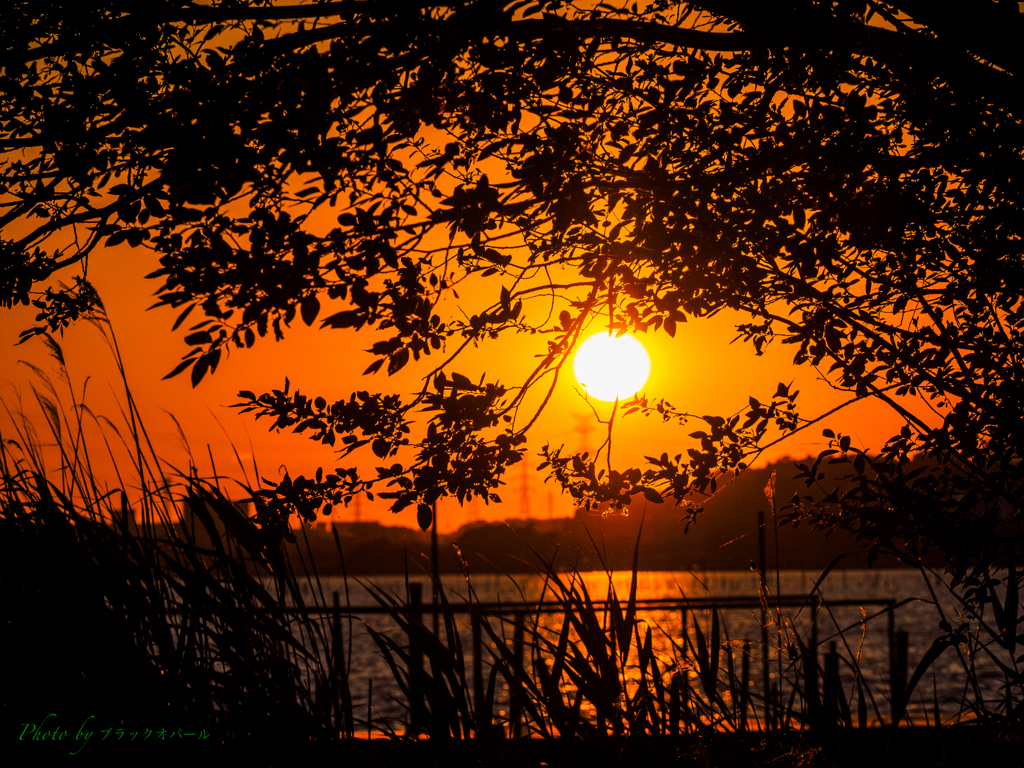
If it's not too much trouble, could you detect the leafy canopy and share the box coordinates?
[3,0,1022,573]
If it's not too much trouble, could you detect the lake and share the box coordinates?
[277,568,1010,733]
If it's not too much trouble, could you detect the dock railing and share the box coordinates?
[292,584,908,736]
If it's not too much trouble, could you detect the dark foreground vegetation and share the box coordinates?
[3,344,1021,766]
[4,458,1018,768]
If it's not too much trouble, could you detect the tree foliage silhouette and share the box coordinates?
[3,0,1022,575]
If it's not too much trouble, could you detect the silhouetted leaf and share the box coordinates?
[191,355,210,387]
[300,295,320,326]
[163,358,195,380]
[387,348,409,375]
[642,487,663,503]
[417,503,432,531]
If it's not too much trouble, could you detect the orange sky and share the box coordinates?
[0,8,948,533]
[0,235,927,533]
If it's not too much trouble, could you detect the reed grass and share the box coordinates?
[2,322,344,762]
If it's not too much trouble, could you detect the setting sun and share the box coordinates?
[572,332,651,402]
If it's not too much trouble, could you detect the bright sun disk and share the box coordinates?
[573,332,651,402]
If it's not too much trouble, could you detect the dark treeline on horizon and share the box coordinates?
[175,458,944,575]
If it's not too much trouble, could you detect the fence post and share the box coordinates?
[677,606,688,734]
[669,674,681,736]
[887,602,895,711]
[824,641,851,728]
[681,668,692,731]
[431,501,440,636]
[891,630,908,725]
[408,582,424,737]
[740,640,750,731]
[805,603,820,727]
[332,590,347,736]
[758,510,771,730]
[823,641,837,727]
[509,612,525,738]
[725,640,736,723]
[472,610,485,735]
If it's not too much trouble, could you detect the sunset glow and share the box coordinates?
[572,332,651,402]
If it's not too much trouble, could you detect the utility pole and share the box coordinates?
[519,459,531,518]
[573,414,596,456]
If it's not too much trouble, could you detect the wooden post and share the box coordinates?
[824,641,850,728]
[758,510,771,730]
[725,640,736,722]
[669,674,681,736]
[681,608,688,654]
[740,640,750,731]
[677,607,689,734]
[472,610,485,734]
[806,603,820,727]
[431,501,440,636]
[367,678,373,740]
[892,630,908,725]
[332,590,345,735]
[681,669,692,731]
[408,582,424,737]
[887,603,895,701]
[823,641,837,727]
[510,612,525,738]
